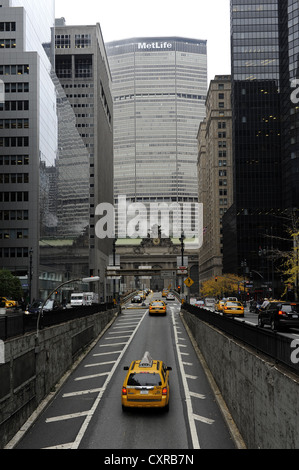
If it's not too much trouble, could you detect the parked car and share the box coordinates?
[258,301,299,331]
[194,300,205,307]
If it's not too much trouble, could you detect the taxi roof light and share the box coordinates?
[139,351,153,368]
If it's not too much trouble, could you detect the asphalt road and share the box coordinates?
[13,293,237,450]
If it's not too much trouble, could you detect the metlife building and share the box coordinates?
[106,37,207,212]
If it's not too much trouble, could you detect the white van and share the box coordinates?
[71,292,98,307]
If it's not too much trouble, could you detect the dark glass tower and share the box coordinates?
[223,0,298,296]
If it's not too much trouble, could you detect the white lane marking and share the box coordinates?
[93,350,122,357]
[63,388,103,398]
[105,335,131,340]
[193,414,215,425]
[75,372,109,381]
[43,443,73,449]
[70,310,149,449]
[84,361,115,367]
[185,374,198,380]
[46,411,89,423]
[189,391,206,400]
[171,311,200,450]
[109,330,133,334]
[99,342,127,347]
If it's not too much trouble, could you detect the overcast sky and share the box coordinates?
[55,0,231,83]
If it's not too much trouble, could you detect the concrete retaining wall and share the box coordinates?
[0,308,118,449]
[182,309,299,449]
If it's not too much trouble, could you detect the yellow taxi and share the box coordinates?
[149,300,167,316]
[137,291,146,300]
[215,299,226,312]
[1,297,17,308]
[162,289,169,297]
[121,351,172,411]
[223,301,244,317]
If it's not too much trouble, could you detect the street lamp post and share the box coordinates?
[36,276,100,339]
[180,232,185,297]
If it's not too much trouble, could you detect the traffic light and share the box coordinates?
[177,286,181,293]
[215,276,218,282]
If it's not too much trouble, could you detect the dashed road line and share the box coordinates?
[46,411,89,423]
[62,388,103,398]
[189,391,206,400]
[75,372,110,381]
[84,361,115,368]
[171,311,200,449]
[193,414,215,425]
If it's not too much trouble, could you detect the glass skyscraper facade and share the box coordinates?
[106,37,207,209]
[223,0,298,296]
[0,0,57,300]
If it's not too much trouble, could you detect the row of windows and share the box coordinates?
[0,100,29,111]
[0,192,29,202]
[55,34,92,49]
[4,82,29,93]
[66,94,94,99]
[0,173,29,184]
[0,247,30,259]
[0,155,29,165]
[0,22,16,32]
[0,39,16,49]
[0,65,29,75]
[0,119,29,129]
[0,229,28,240]
[0,210,28,221]
[0,137,29,147]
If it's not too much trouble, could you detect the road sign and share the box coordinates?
[177,267,188,275]
[184,277,194,288]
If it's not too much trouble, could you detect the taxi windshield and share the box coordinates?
[127,372,162,386]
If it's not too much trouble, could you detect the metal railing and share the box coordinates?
[0,303,115,341]
[182,303,299,375]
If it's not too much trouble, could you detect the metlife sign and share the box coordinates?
[137,41,173,51]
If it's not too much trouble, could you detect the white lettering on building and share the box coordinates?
[137,42,173,50]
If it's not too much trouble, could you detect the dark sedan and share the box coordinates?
[258,301,299,331]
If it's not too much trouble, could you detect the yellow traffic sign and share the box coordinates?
[184,277,194,288]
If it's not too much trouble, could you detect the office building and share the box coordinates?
[55,20,114,297]
[0,0,57,300]
[279,0,299,209]
[197,75,233,281]
[106,37,207,224]
[223,0,298,296]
